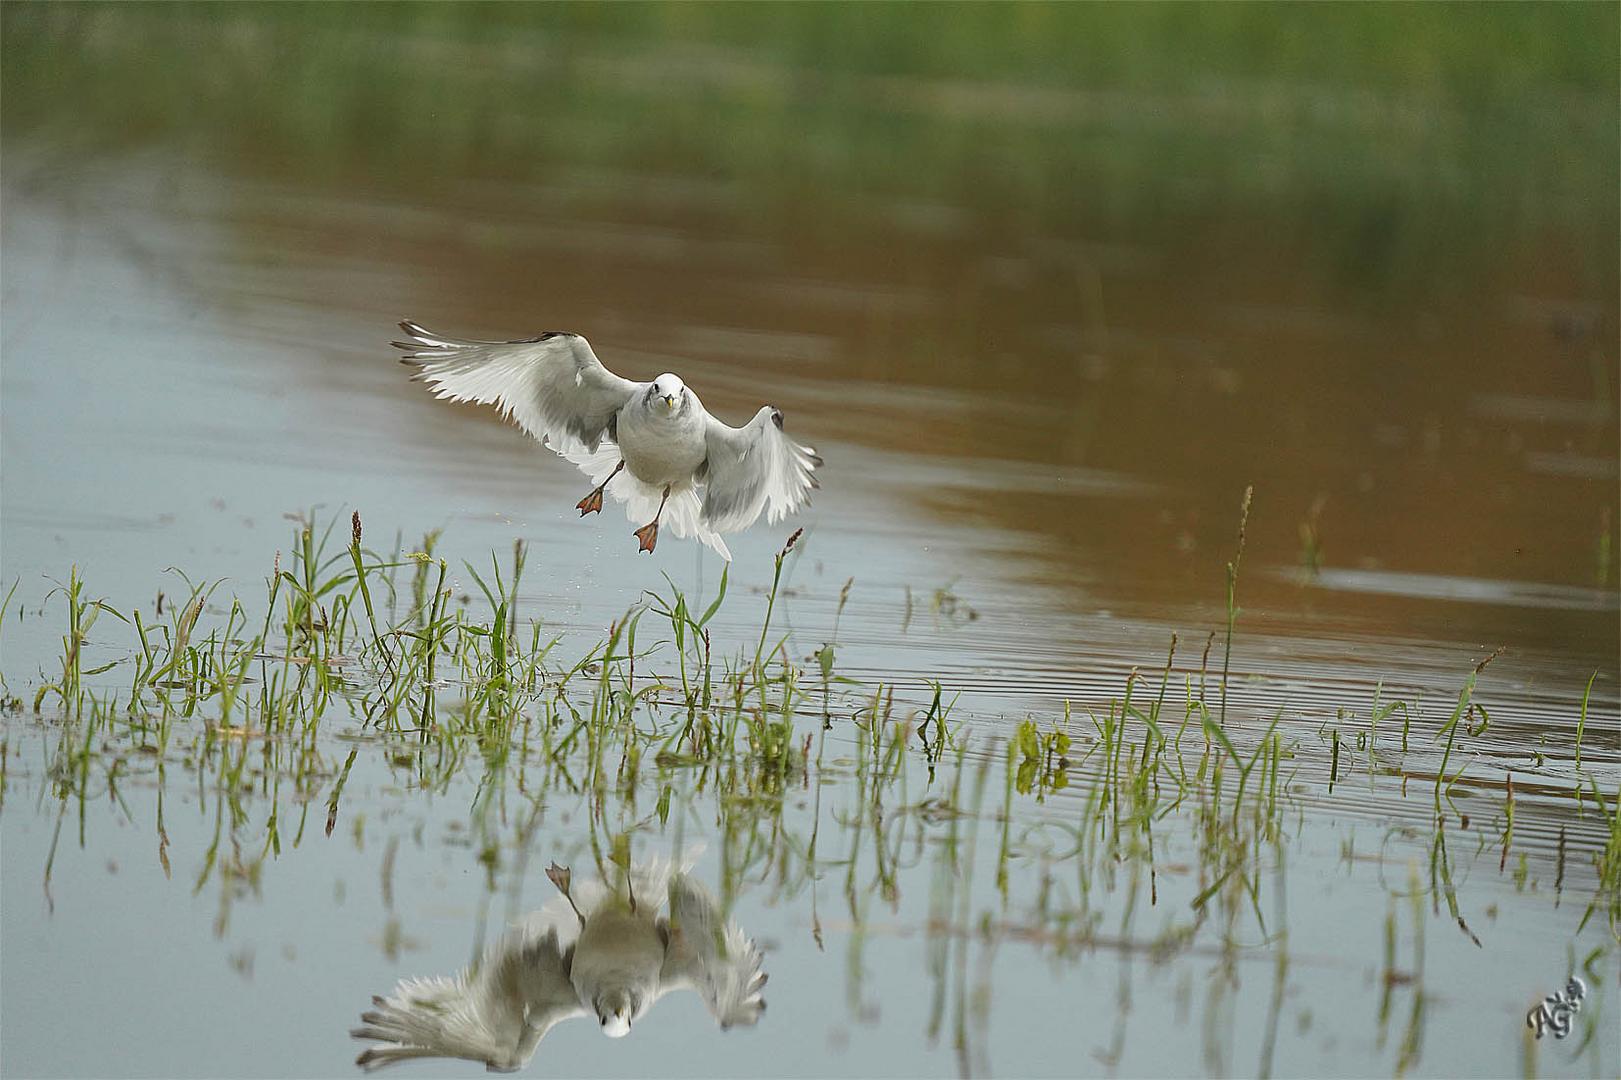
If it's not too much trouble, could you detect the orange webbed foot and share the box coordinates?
[633,522,659,553]
[576,489,605,516]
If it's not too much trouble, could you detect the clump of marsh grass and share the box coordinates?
[34,566,127,716]
[1575,670,1597,771]
[1298,493,1326,580]
[0,577,23,712]
[1598,506,1613,587]
[1219,485,1253,729]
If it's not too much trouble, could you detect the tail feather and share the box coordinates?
[560,443,732,560]
[517,845,706,935]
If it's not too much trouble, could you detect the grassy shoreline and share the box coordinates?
[4,4,1615,297]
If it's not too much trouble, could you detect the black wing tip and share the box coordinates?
[395,319,439,360]
[505,330,579,345]
[397,320,579,348]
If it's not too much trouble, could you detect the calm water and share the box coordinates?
[2,7,1618,1078]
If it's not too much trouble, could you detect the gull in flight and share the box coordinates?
[351,854,767,1071]
[394,321,822,560]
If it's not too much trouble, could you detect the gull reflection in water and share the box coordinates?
[351,854,767,1071]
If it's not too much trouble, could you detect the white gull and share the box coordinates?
[395,320,822,560]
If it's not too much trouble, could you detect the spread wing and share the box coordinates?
[656,874,767,1030]
[699,406,822,533]
[352,926,585,1072]
[394,321,640,453]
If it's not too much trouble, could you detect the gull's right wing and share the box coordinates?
[395,321,640,454]
[656,874,768,1030]
[352,926,584,1072]
[698,406,821,533]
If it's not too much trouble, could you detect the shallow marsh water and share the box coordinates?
[2,7,1619,1078]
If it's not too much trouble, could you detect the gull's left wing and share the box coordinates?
[698,406,821,534]
[656,874,768,1030]
[352,926,584,1072]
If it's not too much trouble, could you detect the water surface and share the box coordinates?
[2,8,1618,1078]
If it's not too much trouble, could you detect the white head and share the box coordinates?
[646,374,688,418]
[595,988,638,1039]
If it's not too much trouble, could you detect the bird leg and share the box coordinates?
[576,460,625,516]
[633,485,672,553]
[545,862,586,926]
